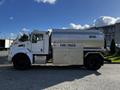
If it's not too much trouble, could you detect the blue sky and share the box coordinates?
[0,0,120,36]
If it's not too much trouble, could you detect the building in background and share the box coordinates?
[115,23,120,48]
[0,39,13,50]
[90,22,120,48]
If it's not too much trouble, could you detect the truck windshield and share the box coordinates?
[18,34,29,42]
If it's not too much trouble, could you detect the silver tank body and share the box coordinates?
[51,29,104,49]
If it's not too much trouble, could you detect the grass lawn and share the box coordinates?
[105,55,120,63]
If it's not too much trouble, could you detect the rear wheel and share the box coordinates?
[84,54,103,70]
[12,54,31,70]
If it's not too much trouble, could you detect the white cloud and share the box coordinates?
[70,23,83,29]
[70,23,90,30]
[116,17,120,23]
[94,16,117,27]
[10,33,15,37]
[9,16,14,20]
[0,0,5,6]
[22,27,30,32]
[63,16,120,30]
[62,27,68,29]
[83,24,90,29]
[10,33,17,39]
[34,0,57,4]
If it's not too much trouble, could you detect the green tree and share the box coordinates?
[110,39,116,55]
[104,39,107,49]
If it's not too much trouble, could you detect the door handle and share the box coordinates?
[41,48,43,52]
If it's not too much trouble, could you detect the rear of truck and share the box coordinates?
[51,29,105,70]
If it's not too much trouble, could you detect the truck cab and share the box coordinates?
[31,30,49,55]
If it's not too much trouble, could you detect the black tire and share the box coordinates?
[12,53,31,70]
[84,54,103,70]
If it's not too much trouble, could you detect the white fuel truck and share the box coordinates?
[8,29,105,70]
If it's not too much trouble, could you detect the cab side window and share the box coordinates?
[32,34,43,43]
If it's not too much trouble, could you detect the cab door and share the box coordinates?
[31,34,44,54]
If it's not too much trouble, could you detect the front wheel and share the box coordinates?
[12,54,31,70]
[84,54,103,70]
